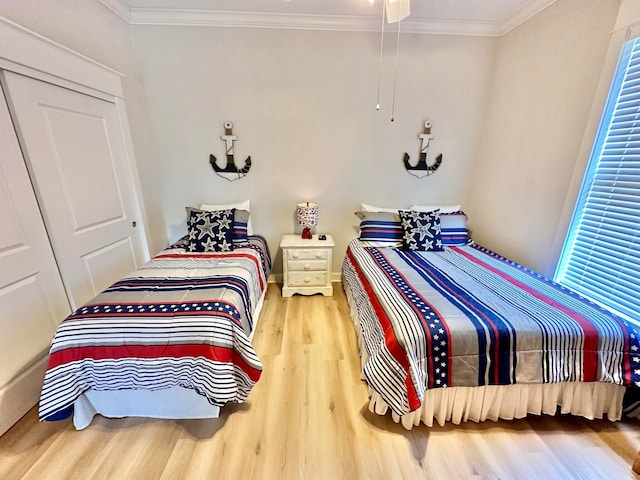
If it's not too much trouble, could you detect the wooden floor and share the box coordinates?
[1,283,640,479]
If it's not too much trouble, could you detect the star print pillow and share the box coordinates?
[186,208,235,252]
[399,209,444,252]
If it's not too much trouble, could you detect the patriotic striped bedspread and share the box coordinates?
[39,236,271,422]
[342,239,640,417]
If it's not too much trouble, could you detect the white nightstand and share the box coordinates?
[280,234,335,297]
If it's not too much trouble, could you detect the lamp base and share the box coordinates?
[301,227,312,239]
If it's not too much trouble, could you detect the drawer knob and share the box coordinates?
[292,252,299,259]
[304,277,311,283]
[315,252,322,258]
[304,263,311,270]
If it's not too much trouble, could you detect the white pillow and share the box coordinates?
[361,203,407,213]
[200,200,253,235]
[410,204,461,214]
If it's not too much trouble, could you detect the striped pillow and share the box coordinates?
[440,211,470,245]
[355,211,402,247]
[231,209,251,246]
[355,210,470,247]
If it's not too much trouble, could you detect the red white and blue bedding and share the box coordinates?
[342,239,640,419]
[39,235,271,422]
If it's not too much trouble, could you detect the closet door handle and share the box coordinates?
[132,221,137,228]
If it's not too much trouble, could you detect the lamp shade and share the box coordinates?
[296,202,318,227]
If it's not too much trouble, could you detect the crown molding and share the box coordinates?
[130,9,504,36]
[100,0,557,37]
[100,0,132,23]
[498,0,557,35]
[0,16,124,98]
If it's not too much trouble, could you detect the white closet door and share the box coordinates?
[1,71,146,310]
[0,85,71,435]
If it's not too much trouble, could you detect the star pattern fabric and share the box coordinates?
[187,208,234,252]
[77,300,240,319]
[399,210,443,251]
[630,331,640,387]
[369,247,450,389]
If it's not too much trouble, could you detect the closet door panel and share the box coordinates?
[1,71,145,310]
[42,106,124,229]
[0,85,71,434]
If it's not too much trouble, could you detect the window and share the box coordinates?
[554,36,640,325]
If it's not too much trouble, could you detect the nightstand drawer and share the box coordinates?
[287,249,329,260]
[287,271,327,287]
[287,259,328,271]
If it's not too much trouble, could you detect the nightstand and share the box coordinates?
[280,234,335,297]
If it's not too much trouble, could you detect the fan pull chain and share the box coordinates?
[390,16,402,122]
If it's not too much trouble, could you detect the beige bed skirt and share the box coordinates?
[368,381,625,429]
[343,280,626,430]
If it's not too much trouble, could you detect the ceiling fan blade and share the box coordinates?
[385,0,410,23]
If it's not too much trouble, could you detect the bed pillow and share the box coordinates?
[410,204,461,214]
[230,209,251,246]
[187,207,250,246]
[355,211,402,247]
[186,208,235,252]
[200,200,253,235]
[398,210,443,251]
[361,203,406,213]
[440,211,470,245]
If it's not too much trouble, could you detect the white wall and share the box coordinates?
[466,0,619,275]
[0,0,165,255]
[0,0,627,280]
[132,26,495,275]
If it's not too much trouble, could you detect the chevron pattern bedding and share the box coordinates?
[39,236,271,422]
[342,239,640,418]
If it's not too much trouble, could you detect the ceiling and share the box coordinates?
[101,0,558,36]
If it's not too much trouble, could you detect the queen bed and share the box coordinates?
[342,205,640,429]
[39,204,271,429]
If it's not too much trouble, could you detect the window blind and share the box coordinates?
[554,37,640,324]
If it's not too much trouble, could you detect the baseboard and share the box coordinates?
[0,354,47,436]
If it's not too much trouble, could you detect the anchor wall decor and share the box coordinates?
[403,121,443,179]
[209,121,251,181]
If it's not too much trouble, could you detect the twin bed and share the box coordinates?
[40,202,640,430]
[39,203,271,429]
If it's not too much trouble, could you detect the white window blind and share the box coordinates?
[554,36,640,324]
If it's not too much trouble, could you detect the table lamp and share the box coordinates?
[296,202,318,239]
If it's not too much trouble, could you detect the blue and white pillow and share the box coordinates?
[399,210,443,251]
[230,209,251,247]
[355,211,403,247]
[187,207,250,247]
[200,200,253,235]
[186,208,234,252]
[440,211,470,245]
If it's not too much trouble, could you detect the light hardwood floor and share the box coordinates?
[1,283,639,479]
